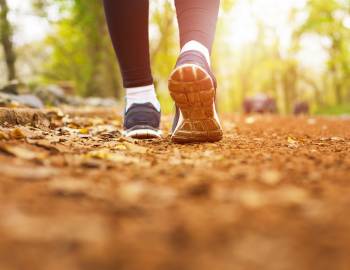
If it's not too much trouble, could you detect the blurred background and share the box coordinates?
[0,0,349,115]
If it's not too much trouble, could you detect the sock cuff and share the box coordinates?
[125,84,160,112]
[126,84,155,95]
[180,40,211,66]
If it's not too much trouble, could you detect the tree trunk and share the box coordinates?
[0,0,17,81]
[334,79,343,105]
[330,38,343,105]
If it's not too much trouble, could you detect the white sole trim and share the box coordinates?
[123,129,162,139]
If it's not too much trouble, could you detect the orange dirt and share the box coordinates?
[0,111,349,270]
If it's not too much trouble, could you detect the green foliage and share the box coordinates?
[298,0,350,105]
[222,0,236,12]
[1,0,349,115]
[315,104,350,115]
[0,0,17,81]
[40,0,122,97]
[215,0,350,114]
[149,1,178,113]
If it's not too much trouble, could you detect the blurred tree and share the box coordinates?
[30,0,239,104]
[0,0,17,81]
[149,1,177,112]
[215,0,350,114]
[6,0,345,113]
[298,0,350,105]
[222,0,236,12]
[222,21,303,114]
[35,0,122,98]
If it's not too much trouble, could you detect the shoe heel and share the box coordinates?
[168,64,223,143]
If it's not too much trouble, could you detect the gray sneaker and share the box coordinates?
[123,102,162,139]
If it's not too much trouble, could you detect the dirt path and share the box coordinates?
[0,109,349,270]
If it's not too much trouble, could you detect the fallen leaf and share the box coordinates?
[1,164,58,180]
[27,139,69,153]
[123,142,148,154]
[111,119,121,126]
[10,128,26,139]
[237,189,266,209]
[68,123,81,129]
[85,149,111,160]
[117,136,136,143]
[0,130,10,140]
[0,209,107,243]
[79,128,90,135]
[287,136,299,148]
[119,182,145,203]
[223,120,237,130]
[46,108,65,118]
[261,169,282,185]
[49,179,89,196]
[331,137,344,142]
[307,118,317,125]
[245,116,256,125]
[0,144,45,160]
[115,144,128,151]
[89,117,105,126]
[85,148,127,162]
[84,148,149,166]
[275,186,308,205]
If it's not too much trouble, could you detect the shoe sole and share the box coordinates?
[169,64,223,143]
[123,128,162,140]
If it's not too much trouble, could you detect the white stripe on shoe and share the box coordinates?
[123,128,162,139]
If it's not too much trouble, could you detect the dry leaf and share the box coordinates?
[111,119,121,126]
[123,142,148,154]
[119,182,145,203]
[245,116,256,125]
[84,148,148,165]
[117,136,136,143]
[0,130,10,140]
[10,128,26,139]
[79,128,90,135]
[115,144,128,151]
[68,123,81,129]
[307,118,317,125]
[46,108,65,118]
[287,136,299,148]
[85,148,125,162]
[86,149,111,160]
[49,179,89,196]
[331,137,344,142]
[1,164,58,180]
[275,186,308,205]
[261,169,281,185]
[27,139,69,153]
[0,144,45,160]
[238,189,265,209]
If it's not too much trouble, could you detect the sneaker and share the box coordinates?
[169,50,223,143]
[123,102,162,139]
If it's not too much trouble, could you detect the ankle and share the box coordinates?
[125,84,161,112]
[180,40,211,66]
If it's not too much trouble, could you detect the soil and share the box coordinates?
[0,109,349,270]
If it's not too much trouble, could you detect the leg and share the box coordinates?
[103,0,152,88]
[175,0,220,54]
[169,0,222,143]
[103,0,161,139]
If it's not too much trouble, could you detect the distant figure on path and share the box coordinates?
[103,0,223,143]
[243,94,277,114]
[293,102,310,115]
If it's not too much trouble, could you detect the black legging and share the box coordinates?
[103,0,220,88]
